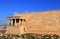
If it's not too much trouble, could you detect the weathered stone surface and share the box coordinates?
[6,10,60,34]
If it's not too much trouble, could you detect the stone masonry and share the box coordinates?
[5,10,60,35]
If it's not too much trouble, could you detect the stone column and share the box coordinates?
[9,19,11,26]
[15,19,17,26]
[13,19,15,26]
[9,19,12,26]
[19,19,21,26]
[11,19,13,26]
[20,19,26,26]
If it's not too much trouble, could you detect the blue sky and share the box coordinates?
[0,0,60,25]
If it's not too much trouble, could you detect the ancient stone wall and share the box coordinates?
[14,10,60,34]
[6,10,60,34]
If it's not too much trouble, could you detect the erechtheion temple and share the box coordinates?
[5,10,60,35]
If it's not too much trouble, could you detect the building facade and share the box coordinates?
[5,10,60,35]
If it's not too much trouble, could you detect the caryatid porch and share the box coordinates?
[6,16,26,34]
[6,16,26,26]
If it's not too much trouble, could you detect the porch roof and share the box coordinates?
[7,16,20,19]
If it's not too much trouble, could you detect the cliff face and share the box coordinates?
[14,10,60,34]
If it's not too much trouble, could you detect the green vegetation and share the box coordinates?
[0,33,60,39]
[21,33,60,39]
[21,33,35,39]
[0,34,20,39]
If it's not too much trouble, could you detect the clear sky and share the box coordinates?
[0,0,60,25]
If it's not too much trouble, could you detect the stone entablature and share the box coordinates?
[6,10,60,34]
